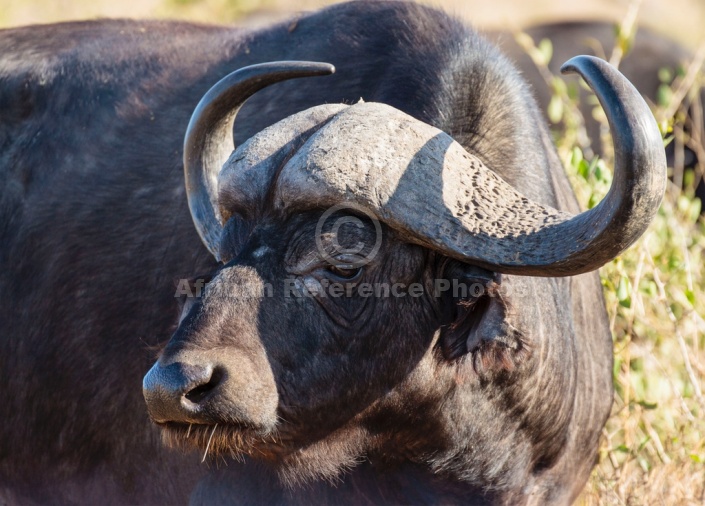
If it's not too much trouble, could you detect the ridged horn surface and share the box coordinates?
[266,56,665,276]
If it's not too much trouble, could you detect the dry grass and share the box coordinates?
[519,9,705,503]
[1,0,704,503]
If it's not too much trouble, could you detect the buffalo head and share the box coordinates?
[142,58,665,484]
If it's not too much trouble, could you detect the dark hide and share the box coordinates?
[0,2,612,504]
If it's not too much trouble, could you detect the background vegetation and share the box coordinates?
[519,17,705,502]
[1,0,703,48]
[2,0,704,503]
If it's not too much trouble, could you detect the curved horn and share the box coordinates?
[274,55,665,276]
[537,55,667,274]
[184,61,335,260]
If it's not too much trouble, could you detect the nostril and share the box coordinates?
[143,361,224,423]
[183,367,223,404]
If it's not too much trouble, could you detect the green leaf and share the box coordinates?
[637,400,658,410]
[617,276,632,308]
[658,67,673,84]
[596,160,612,184]
[637,436,651,452]
[594,162,603,181]
[571,147,583,168]
[588,193,600,209]
[657,83,673,107]
[686,289,696,306]
[640,280,658,298]
[613,356,622,379]
[684,169,695,188]
[678,195,691,213]
[548,95,563,123]
[668,257,682,270]
[689,198,702,223]
[551,76,567,96]
[614,23,635,56]
[538,38,553,65]
[587,157,599,178]
[578,159,590,180]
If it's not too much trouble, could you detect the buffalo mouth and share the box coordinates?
[156,421,290,461]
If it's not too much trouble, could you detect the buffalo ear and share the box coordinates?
[438,263,531,377]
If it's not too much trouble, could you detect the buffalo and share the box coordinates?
[0,2,665,504]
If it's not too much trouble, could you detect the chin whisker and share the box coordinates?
[202,423,218,463]
[158,421,262,461]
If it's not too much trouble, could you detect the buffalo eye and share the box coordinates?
[325,264,363,281]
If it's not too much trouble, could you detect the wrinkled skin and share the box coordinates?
[150,207,610,505]
[161,214,442,456]
[0,2,615,504]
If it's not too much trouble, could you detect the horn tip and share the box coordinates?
[560,55,602,76]
[317,62,335,75]
[299,61,335,77]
